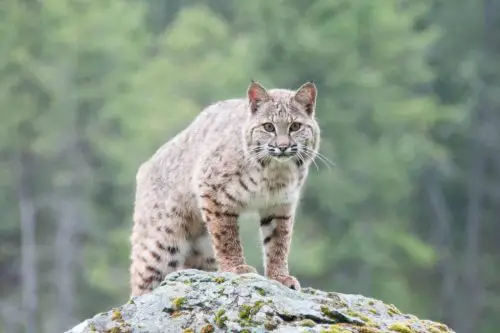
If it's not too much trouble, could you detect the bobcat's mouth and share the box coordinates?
[267,148,298,164]
[269,151,295,157]
[267,144,298,158]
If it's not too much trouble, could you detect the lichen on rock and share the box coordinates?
[65,270,456,333]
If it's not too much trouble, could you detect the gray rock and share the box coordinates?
[66,270,456,333]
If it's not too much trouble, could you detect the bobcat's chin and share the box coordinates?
[271,155,294,163]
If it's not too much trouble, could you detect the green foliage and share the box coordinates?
[1,0,498,333]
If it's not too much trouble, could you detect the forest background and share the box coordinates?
[1,1,499,333]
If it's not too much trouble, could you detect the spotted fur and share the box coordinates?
[130,81,320,295]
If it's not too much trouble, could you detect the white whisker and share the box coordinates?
[302,146,335,166]
[300,147,334,171]
[298,150,319,171]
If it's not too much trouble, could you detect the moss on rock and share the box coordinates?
[319,325,351,333]
[389,322,414,333]
[214,308,228,328]
[172,297,186,309]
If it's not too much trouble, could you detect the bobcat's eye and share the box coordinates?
[263,123,275,132]
[289,122,301,132]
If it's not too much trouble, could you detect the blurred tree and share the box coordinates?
[417,0,500,332]
[0,0,151,331]
[0,1,499,333]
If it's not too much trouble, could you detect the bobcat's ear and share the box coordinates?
[247,80,270,113]
[293,81,317,116]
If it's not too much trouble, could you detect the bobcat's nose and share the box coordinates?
[277,144,289,152]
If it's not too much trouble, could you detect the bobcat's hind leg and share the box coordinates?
[130,213,191,296]
[184,232,219,272]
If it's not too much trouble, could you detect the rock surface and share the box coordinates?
[66,270,455,333]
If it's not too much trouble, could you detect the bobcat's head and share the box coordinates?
[244,80,320,166]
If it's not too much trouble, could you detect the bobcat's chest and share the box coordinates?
[245,163,300,210]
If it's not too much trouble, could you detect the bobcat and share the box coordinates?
[130,80,320,295]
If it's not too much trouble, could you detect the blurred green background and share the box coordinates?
[1,0,499,332]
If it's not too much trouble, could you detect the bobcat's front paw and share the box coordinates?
[225,264,258,274]
[270,274,301,291]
